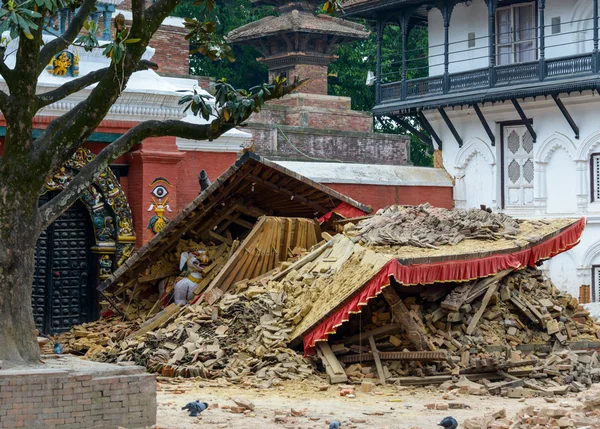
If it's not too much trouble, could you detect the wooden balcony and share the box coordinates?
[379,53,599,111]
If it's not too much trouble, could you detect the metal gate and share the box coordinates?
[32,192,96,335]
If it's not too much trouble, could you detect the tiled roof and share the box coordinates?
[227,9,369,42]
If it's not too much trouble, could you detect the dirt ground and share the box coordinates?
[155,378,585,429]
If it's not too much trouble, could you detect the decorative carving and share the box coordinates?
[147,197,172,234]
[147,177,173,235]
[99,255,113,280]
[44,148,135,267]
[46,50,80,77]
[172,250,211,304]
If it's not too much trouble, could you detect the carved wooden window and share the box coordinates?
[592,265,600,302]
[496,2,537,65]
[591,153,600,202]
[503,125,534,207]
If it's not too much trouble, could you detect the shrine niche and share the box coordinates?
[46,49,80,77]
[43,147,136,279]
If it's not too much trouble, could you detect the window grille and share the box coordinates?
[591,153,600,202]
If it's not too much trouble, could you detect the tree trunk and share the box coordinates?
[0,177,42,365]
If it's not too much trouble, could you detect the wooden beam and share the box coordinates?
[316,342,348,384]
[466,283,499,335]
[230,216,254,230]
[209,231,232,246]
[511,99,536,142]
[247,174,329,214]
[236,204,266,218]
[381,286,427,351]
[417,111,442,148]
[438,107,463,147]
[392,115,432,146]
[204,217,267,294]
[345,323,404,345]
[369,336,386,384]
[551,94,579,139]
[472,103,495,146]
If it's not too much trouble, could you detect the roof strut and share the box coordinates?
[391,115,433,147]
[472,104,495,146]
[511,99,536,142]
[438,107,463,148]
[551,94,579,140]
[417,111,442,149]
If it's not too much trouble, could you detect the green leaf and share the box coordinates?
[124,38,141,44]
[18,8,42,18]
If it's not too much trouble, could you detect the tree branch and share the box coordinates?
[38,0,97,75]
[38,78,306,227]
[35,60,158,109]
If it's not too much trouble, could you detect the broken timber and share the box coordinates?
[382,286,428,351]
[316,342,348,384]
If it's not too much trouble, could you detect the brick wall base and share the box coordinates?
[325,183,454,211]
[0,356,156,429]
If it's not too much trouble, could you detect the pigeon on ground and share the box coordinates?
[53,342,63,355]
[182,401,209,417]
[329,421,341,429]
[439,416,458,429]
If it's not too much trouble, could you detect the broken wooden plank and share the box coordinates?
[316,342,348,384]
[272,237,334,282]
[466,282,499,335]
[206,217,268,293]
[344,323,404,345]
[381,286,427,351]
[127,303,181,339]
[369,335,386,385]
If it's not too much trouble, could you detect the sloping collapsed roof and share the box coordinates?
[274,161,453,187]
[227,9,369,43]
[98,153,371,292]
[278,215,586,353]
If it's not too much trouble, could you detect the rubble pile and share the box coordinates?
[350,204,521,248]
[323,267,600,392]
[62,291,315,383]
[463,386,600,428]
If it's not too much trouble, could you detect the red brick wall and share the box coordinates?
[149,25,189,76]
[269,63,329,95]
[325,183,454,211]
[176,151,238,208]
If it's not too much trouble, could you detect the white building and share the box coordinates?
[343,0,600,301]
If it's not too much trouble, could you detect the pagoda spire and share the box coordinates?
[228,0,368,95]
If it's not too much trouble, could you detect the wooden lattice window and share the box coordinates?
[591,153,600,202]
[592,266,600,302]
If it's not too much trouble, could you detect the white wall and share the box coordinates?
[545,251,579,297]
[464,151,494,209]
[427,0,593,76]
[545,148,577,214]
[424,91,600,297]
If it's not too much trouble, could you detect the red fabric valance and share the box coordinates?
[303,217,586,355]
[318,202,368,224]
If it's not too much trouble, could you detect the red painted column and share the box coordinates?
[127,146,185,246]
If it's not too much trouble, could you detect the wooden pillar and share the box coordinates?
[442,0,450,93]
[400,11,408,100]
[538,0,546,81]
[488,0,497,86]
[376,19,384,104]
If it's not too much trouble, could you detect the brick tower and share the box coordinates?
[227,0,368,95]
